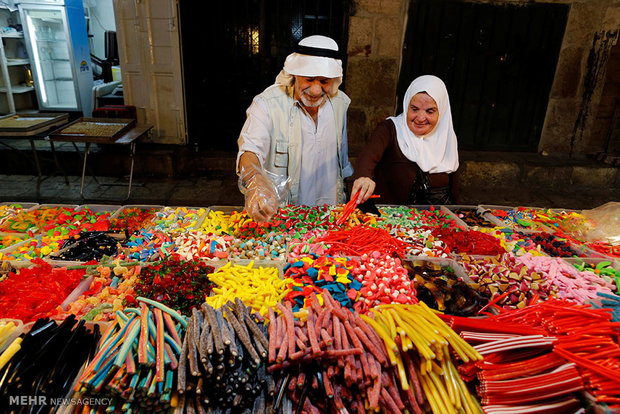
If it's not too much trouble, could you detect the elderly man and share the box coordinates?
[237,35,353,222]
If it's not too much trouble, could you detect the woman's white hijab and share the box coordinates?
[388,75,459,173]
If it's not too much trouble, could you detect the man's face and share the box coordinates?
[407,92,439,136]
[294,76,334,108]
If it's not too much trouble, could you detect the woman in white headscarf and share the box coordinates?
[351,75,459,205]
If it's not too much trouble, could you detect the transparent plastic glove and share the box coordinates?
[582,202,620,244]
[238,154,290,223]
[239,171,277,223]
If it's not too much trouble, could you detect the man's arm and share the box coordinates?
[236,97,279,223]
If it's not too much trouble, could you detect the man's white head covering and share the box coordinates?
[282,35,343,78]
[388,75,459,174]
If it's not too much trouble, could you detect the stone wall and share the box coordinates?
[345,0,408,154]
[591,41,619,154]
[540,0,620,155]
[344,0,620,157]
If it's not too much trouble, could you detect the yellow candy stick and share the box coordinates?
[394,353,410,391]
[442,348,461,410]
[419,370,447,414]
[359,314,398,359]
[401,306,447,344]
[0,337,22,370]
[389,311,435,360]
[454,364,481,414]
[429,370,456,414]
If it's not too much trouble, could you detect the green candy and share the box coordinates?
[596,261,612,270]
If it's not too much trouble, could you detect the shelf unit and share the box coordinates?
[0,8,38,115]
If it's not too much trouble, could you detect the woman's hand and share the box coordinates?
[351,177,376,204]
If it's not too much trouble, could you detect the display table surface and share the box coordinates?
[48,123,154,200]
[0,113,71,200]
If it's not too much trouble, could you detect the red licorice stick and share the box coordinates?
[268,307,277,363]
[277,302,296,358]
[474,335,557,355]
[553,347,620,383]
[306,311,321,356]
[340,321,355,384]
[481,381,584,406]
[367,376,381,409]
[476,290,512,315]
[322,369,334,398]
[326,294,348,320]
[480,363,579,390]
[316,226,409,257]
[385,371,406,410]
[320,328,332,347]
[460,331,522,343]
[354,315,389,366]
[296,371,306,388]
[274,315,284,356]
[332,316,342,351]
[353,325,386,367]
[439,314,547,336]
[335,190,360,225]
[478,353,564,381]
[380,387,402,414]
[315,308,327,334]
[324,348,363,358]
[343,319,371,382]
[295,325,308,343]
[289,347,311,361]
[355,357,363,384]
[581,348,620,360]
[401,349,425,405]
[294,335,306,351]
[482,397,581,414]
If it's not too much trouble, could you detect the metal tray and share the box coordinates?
[50,117,136,142]
[0,113,69,133]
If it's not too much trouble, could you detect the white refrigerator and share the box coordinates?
[18,0,93,116]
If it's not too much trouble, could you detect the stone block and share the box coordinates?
[563,2,606,48]
[136,153,174,176]
[346,107,368,154]
[368,106,395,129]
[375,17,403,57]
[345,57,399,106]
[539,99,581,153]
[550,47,584,99]
[348,16,373,57]
[603,4,620,31]
[524,165,572,188]
[355,0,403,16]
[571,165,617,188]
[458,161,521,189]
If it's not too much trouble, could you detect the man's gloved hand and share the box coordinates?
[243,171,278,223]
[238,152,278,223]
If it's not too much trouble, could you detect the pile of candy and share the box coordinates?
[0,200,618,413]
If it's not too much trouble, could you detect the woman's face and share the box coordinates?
[407,92,439,136]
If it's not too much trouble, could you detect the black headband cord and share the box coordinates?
[294,44,341,59]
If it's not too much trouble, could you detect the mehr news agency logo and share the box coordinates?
[8,395,112,407]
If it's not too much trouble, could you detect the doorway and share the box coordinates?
[84,0,123,108]
[399,0,569,151]
[179,0,353,151]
